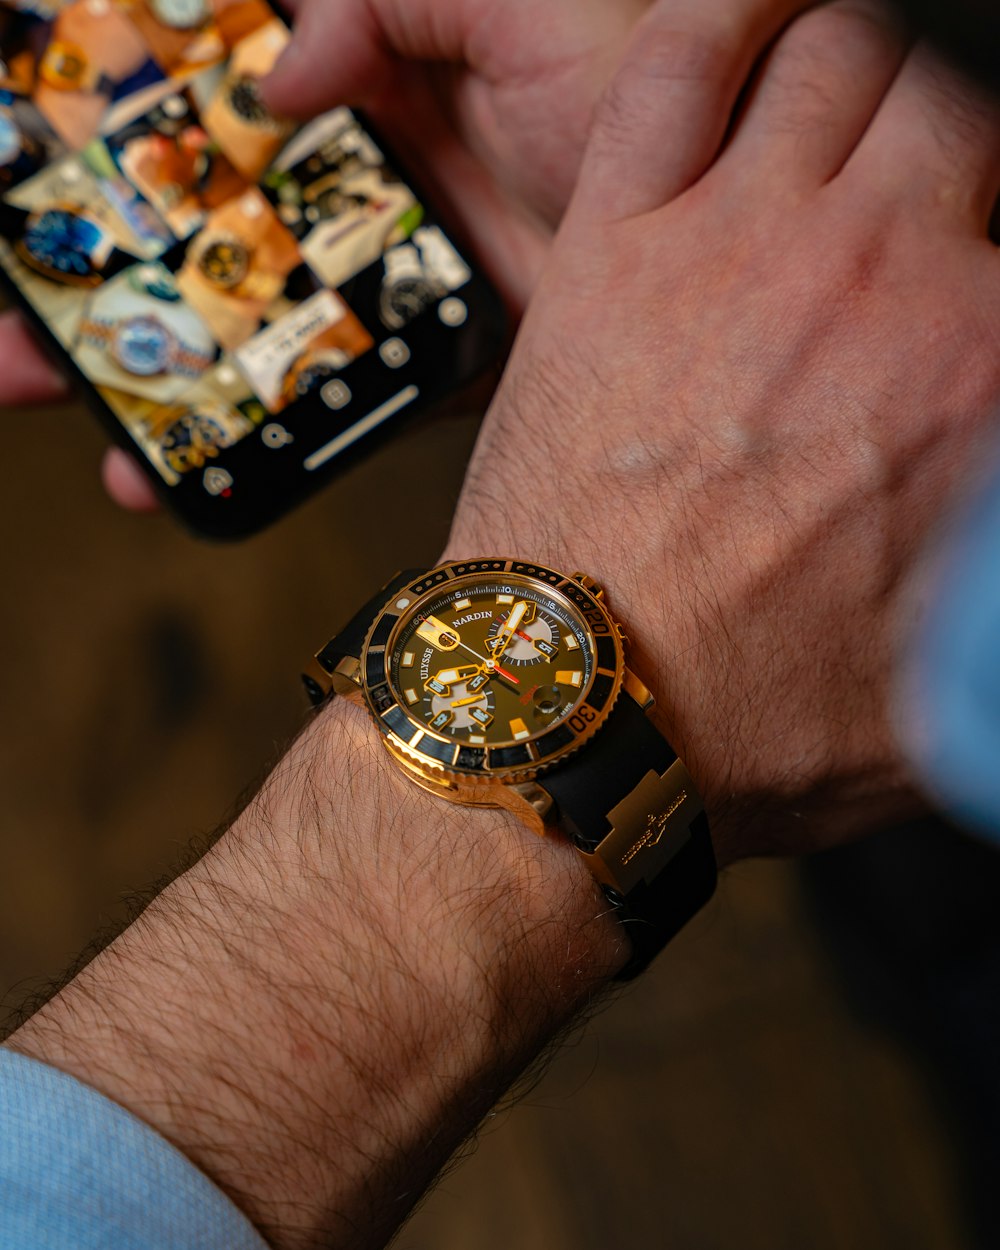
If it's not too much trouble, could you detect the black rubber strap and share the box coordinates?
[304,568,422,705]
[542,693,716,981]
[544,694,676,848]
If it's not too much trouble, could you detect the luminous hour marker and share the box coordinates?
[556,670,583,687]
[564,635,580,650]
[509,717,530,740]
[496,593,514,604]
[454,597,471,610]
[403,688,419,704]
[469,735,485,744]
[401,651,415,668]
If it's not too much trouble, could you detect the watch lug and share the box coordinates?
[571,571,604,600]
[330,655,362,694]
[506,781,554,833]
[622,667,655,713]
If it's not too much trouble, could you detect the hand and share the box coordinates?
[264,0,652,312]
[443,0,1000,864]
[13,9,1000,1247]
[1,0,811,513]
[0,0,649,512]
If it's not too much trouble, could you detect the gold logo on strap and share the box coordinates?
[621,790,688,866]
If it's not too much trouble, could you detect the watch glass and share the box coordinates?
[197,236,251,288]
[112,315,176,375]
[384,572,604,761]
[378,274,439,330]
[149,0,210,29]
[227,76,276,127]
[21,207,105,279]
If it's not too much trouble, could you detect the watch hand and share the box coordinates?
[450,693,486,709]
[432,665,479,686]
[492,664,520,687]
[416,615,460,651]
[488,600,529,657]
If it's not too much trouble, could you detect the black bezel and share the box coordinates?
[359,559,626,781]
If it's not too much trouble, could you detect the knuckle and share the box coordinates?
[760,5,898,125]
[917,55,999,151]
[593,23,737,142]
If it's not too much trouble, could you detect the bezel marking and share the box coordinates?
[369,615,395,649]
[382,704,416,741]
[535,722,575,756]
[420,734,459,766]
[596,637,617,670]
[588,671,615,711]
[456,745,487,770]
[489,743,532,768]
[366,651,387,688]
[370,682,394,713]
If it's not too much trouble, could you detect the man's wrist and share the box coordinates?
[6,693,623,1250]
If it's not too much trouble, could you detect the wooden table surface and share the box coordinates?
[0,386,974,1249]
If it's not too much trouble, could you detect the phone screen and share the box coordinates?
[0,0,504,536]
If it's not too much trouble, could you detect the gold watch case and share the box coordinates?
[308,559,657,830]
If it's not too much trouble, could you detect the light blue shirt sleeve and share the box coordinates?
[0,1047,270,1250]
[900,459,1000,840]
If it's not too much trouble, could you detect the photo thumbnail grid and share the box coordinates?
[0,0,472,484]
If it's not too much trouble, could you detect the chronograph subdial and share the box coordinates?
[426,673,495,734]
[486,606,560,665]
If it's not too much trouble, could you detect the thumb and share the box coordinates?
[263,0,470,120]
[0,312,68,406]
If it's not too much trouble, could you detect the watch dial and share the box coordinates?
[22,208,104,278]
[386,575,598,751]
[112,315,175,375]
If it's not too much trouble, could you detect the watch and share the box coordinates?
[158,403,245,474]
[225,75,283,132]
[78,314,215,377]
[149,0,210,29]
[37,42,114,95]
[15,205,114,286]
[303,558,717,980]
[378,243,442,330]
[195,234,253,289]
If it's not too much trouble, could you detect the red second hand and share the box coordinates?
[495,664,520,685]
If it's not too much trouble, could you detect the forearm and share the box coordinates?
[4,695,622,1250]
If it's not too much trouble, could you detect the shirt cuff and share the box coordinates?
[0,1047,270,1250]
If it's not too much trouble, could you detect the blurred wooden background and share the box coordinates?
[0,380,983,1249]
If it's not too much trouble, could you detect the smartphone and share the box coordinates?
[0,0,505,537]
